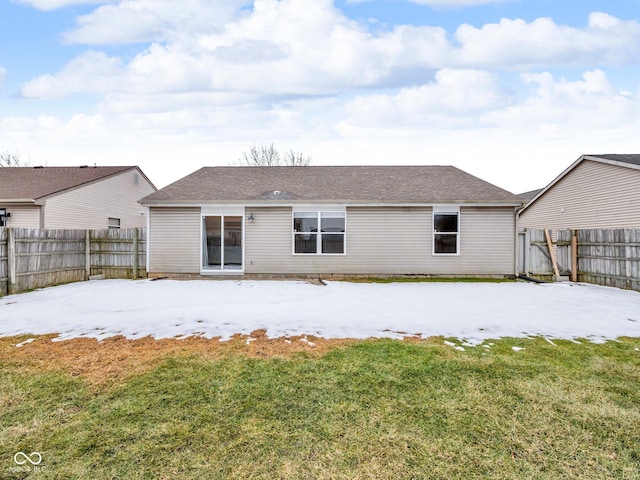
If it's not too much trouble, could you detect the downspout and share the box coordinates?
[145,206,150,274]
[514,205,520,278]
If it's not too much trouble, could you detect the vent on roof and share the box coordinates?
[33,166,44,169]
[257,190,299,200]
[80,165,88,168]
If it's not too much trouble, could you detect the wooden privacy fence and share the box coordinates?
[518,227,640,292]
[0,227,146,296]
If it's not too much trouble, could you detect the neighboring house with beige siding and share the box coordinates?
[140,166,522,278]
[0,166,156,229]
[518,154,640,229]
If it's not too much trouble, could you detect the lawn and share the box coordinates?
[1,334,639,479]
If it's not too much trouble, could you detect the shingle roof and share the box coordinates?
[141,166,522,205]
[518,188,543,202]
[585,154,640,166]
[0,166,141,202]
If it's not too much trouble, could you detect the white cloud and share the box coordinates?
[484,69,639,130]
[0,67,6,91]
[452,13,640,69]
[343,69,514,128]
[346,0,514,6]
[19,1,640,104]
[25,0,443,98]
[403,0,514,7]
[6,2,640,193]
[341,69,639,134]
[15,0,116,11]
[62,0,248,45]
[20,50,124,99]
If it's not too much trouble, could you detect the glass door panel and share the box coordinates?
[203,216,222,268]
[224,216,242,269]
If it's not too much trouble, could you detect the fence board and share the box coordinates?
[519,227,640,292]
[0,228,7,296]
[13,228,87,292]
[89,228,146,279]
[0,227,147,296]
[525,228,554,279]
[578,228,640,291]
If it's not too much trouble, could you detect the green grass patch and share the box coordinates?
[1,337,640,479]
[342,276,515,283]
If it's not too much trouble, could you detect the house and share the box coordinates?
[0,166,156,229]
[139,166,523,278]
[518,154,640,229]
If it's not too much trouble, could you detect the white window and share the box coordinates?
[108,217,121,229]
[293,211,345,254]
[433,211,459,255]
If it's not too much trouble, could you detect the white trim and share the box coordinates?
[201,205,244,216]
[141,201,521,208]
[582,155,640,171]
[294,204,347,212]
[432,208,461,256]
[432,204,461,212]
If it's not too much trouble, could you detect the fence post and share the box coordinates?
[8,228,16,294]
[133,228,139,279]
[85,230,91,280]
[524,228,530,276]
[570,229,578,282]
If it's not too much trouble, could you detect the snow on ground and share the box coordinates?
[1,279,640,344]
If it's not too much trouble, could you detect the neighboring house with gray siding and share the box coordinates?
[518,154,640,229]
[0,166,156,229]
[140,166,522,278]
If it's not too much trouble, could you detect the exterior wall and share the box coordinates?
[458,206,516,275]
[147,205,516,276]
[244,206,515,276]
[519,160,640,229]
[148,207,201,273]
[43,169,156,229]
[0,204,42,228]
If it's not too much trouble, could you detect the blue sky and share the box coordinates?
[1,0,639,191]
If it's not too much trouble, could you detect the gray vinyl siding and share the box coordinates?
[0,204,42,228]
[245,206,515,275]
[148,207,201,273]
[43,169,156,229]
[519,160,640,229]
[457,207,516,275]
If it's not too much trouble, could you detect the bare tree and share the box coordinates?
[283,149,312,167]
[0,151,30,167]
[235,143,311,166]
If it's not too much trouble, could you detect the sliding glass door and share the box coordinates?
[202,215,243,271]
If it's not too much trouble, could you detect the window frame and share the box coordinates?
[432,208,460,256]
[108,217,121,230]
[292,208,346,256]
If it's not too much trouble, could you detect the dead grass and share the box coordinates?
[0,332,358,389]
